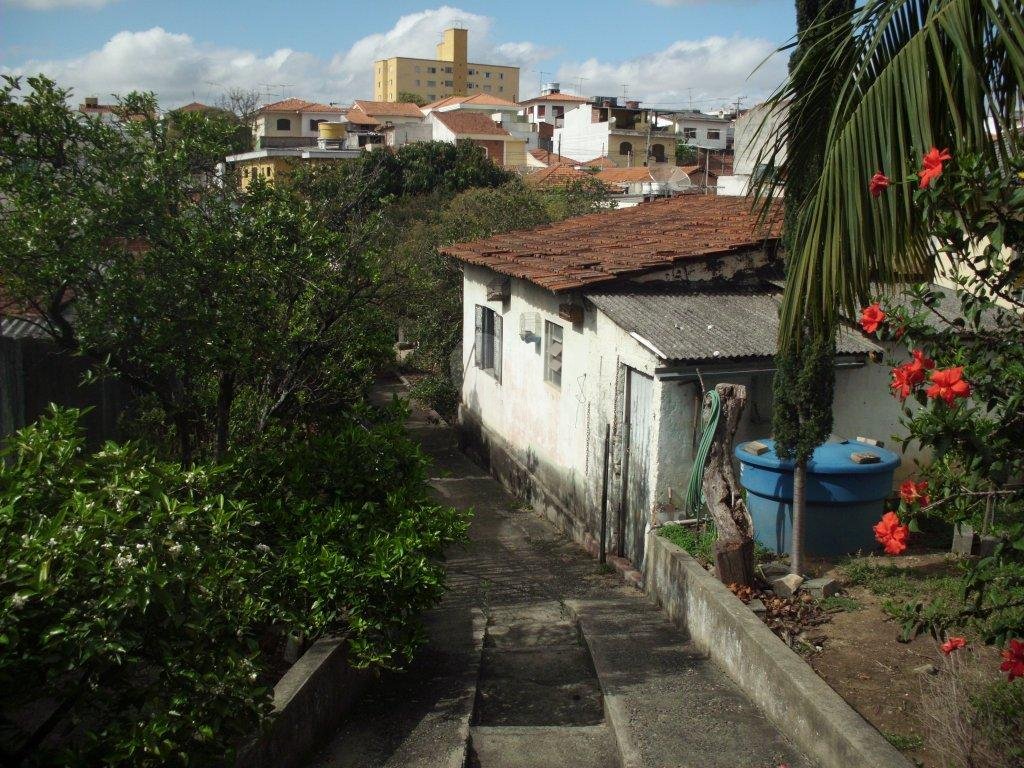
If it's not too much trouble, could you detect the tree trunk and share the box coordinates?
[215,372,235,462]
[702,383,756,586]
[175,415,193,467]
[791,460,807,575]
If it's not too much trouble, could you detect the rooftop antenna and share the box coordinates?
[621,83,629,103]
[573,75,588,96]
[539,70,550,94]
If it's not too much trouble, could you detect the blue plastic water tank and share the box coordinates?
[735,439,901,557]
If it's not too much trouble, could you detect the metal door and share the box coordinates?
[622,368,653,564]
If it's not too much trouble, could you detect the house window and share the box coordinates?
[650,143,666,162]
[474,305,503,381]
[445,66,452,73]
[468,68,476,75]
[499,87,504,92]
[276,117,291,131]
[428,66,437,73]
[707,130,721,140]
[538,105,546,117]
[427,80,436,87]
[415,66,421,73]
[309,118,324,131]
[468,83,475,89]
[619,141,633,156]
[444,80,454,87]
[544,321,563,388]
[554,106,564,118]
[485,71,491,78]
[499,73,504,80]
[683,127,697,139]
[483,85,492,92]
[415,79,420,86]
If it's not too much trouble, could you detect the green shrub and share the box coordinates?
[410,374,460,421]
[0,407,468,765]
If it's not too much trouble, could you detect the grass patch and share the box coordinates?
[884,732,924,751]
[659,521,775,566]
[819,595,862,613]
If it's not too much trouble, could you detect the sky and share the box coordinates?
[0,0,797,112]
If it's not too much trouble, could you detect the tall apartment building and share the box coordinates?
[373,28,519,104]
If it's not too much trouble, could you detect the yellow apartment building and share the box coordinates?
[374,28,519,104]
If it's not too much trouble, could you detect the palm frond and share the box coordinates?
[750,0,1024,345]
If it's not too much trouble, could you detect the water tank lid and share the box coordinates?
[735,438,900,474]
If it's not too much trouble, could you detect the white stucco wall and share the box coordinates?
[553,105,611,161]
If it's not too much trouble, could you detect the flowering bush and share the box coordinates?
[0,407,467,766]
[859,147,1024,660]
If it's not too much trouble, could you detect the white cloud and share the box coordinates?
[2,8,783,112]
[4,0,119,9]
[555,35,785,111]
[2,7,555,107]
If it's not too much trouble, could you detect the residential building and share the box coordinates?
[78,96,153,123]
[525,149,580,170]
[519,84,591,128]
[225,122,361,189]
[347,100,427,149]
[553,99,678,168]
[718,102,788,196]
[426,110,527,168]
[443,195,921,568]
[524,164,593,189]
[252,98,344,149]
[373,27,519,104]
[668,110,732,151]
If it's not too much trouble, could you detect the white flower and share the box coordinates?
[255,543,271,554]
[114,553,136,569]
[168,543,183,557]
[135,542,146,551]
[11,593,27,610]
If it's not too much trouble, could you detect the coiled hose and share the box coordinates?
[685,388,720,522]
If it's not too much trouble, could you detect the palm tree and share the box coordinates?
[752,0,1024,344]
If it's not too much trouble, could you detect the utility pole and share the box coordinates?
[688,87,694,111]
[645,109,653,167]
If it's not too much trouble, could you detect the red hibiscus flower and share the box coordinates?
[860,304,886,334]
[918,147,952,189]
[1000,639,1024,682]
[926,366,972,405]
[941,636,966,655]
[890,364,916,401]
[889,351,934,400]
[900,479,931,507]
[873,511,909,555]
[869,171,891,197]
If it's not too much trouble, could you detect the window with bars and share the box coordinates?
[474,305,502,381]
[707,130,721,140]
[544,321,563,388]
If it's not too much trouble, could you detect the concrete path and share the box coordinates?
[308,379,813,768]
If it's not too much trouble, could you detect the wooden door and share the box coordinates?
[622,368,653,565]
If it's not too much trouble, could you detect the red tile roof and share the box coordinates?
[344,108,381,127]
[176,101,213,113]
[519,92,591,106]
[259,98,343,115]
[528,149,578,167]
[432,110,510,137]
[595,167,655,184]
[442,196,782,292]
[578,155,615,170]
[423,93,518,110]
[352,100,425,118]
[525,164,593,188]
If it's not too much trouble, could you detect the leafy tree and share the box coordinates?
[395,140,515,196]
[0,76,390,463]
[397,90,429,107]
[675,142,697,165]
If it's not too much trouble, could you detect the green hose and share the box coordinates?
[685,389,720,521]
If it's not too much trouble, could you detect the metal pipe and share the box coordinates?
[600,424,610,564]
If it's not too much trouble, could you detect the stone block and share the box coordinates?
[804,577,840,600]
[747,598,766,616]
[771,573,804,598]
[759,561,790,581]
[951,524,978,556]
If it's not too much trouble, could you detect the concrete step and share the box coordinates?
[566,598,815,768]
[467,725,619,768]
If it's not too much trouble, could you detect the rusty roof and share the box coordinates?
[432,110,511,137]
[443,196,782,292]
[344,108,382,126]
[352,100,425,118]
[578,155,615,170]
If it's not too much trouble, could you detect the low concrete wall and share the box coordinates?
[644,534,913,768]
[237,637,371,768]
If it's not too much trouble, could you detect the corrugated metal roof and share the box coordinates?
[586,286,881,363]
[1,317,50,340]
